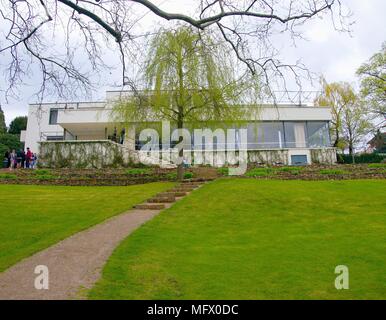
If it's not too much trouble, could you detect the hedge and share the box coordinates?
[337,153,385,164]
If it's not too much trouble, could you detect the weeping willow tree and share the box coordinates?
[113,26,260,179]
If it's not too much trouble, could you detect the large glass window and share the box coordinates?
[307,122,330,147]
[284,122,307,148]
[248,122,284,149]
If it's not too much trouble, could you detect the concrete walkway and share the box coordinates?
[0,181,208,300]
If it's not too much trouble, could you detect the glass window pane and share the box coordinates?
[248,122,284,149]
[284,122,307,148]
[307,122,330,147]
[49,109,58,125]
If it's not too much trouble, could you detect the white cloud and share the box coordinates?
[305,20,334,43]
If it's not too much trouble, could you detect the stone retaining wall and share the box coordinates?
[39,140,337,168]
[39,140,133,168]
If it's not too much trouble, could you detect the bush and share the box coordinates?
[319,169,347,175]
[277,166,303,173]
[338,153,384,164]
[34,169,51,175]
[126,168,152,175]
[166,172,177,180]
[183,172,193,179]
[245,168,273,177]
[368,163,386,168]
[0,143,8,159]
[217,167,229,176]
[0,134,22,153]
[0,173,17,180]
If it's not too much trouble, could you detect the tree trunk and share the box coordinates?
[177,162,184,181]
[176,45,185,181]
[349,143,355,164]
[176,110,184,181]
[333,130,340,148]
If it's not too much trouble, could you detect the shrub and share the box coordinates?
[0,173,17,179]
[34,169,51,175]
[166,172,177,180]
[245,168,272,177]
[126,168,152,175]
[0,143,9,160]
[277,166,303,173]
[75,162,88,169]
[368,163,386,169]
[183,172,193,179]
[217,167,229,176]
[338,153,384,164]
[0,134,22,152]
[319,169,347,175]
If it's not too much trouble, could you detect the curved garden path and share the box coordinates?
[0,181,207,300]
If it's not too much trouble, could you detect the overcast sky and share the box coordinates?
[1,0,386,124]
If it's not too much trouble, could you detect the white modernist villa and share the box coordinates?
[21,90,336,167]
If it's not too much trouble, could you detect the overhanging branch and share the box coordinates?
[131,0,336,28]
[58,0,123,42]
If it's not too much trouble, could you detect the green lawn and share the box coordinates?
[89,179,386,300]
[0,182,174,272]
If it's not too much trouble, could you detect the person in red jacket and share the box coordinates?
[25,147,33,169]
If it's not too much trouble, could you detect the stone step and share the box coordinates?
[172,188,195,193]
[158,192,187,197]
[192,178,215,182]
[148,196,176,203]
[135,203,166,210]
[177,185,199,189]
[181,183,202,187]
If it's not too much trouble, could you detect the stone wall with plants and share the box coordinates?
[38,141,136,169]
[247,150,290,165]
[190,149,290,166]
[310,148,337,164]
[201,149,336,166]
[39,141,337,169]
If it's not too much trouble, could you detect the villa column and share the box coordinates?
[123,124,136,151]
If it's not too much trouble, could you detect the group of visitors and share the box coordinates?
[4,148,37,169]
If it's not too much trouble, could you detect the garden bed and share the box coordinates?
[221,163,386,180]
[217,164,386,180]
[1,164,385,185]
[0,166,220,186]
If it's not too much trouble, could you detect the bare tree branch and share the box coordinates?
[0,0,351,102]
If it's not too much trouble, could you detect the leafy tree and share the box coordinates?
[315,79,371,155]
[315,79,356,149]
[8,116,28,135]
[0,144,8,160]
[0,133,21,153]
[357,42,386,127]
[113,27,259,179]
[0,106,6,134]
[341,101,372,157]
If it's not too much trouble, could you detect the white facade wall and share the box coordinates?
[23,104,64,154]
[22,91,334,159]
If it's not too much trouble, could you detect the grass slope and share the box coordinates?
[0,182,174,272]
[89,179,386,300]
